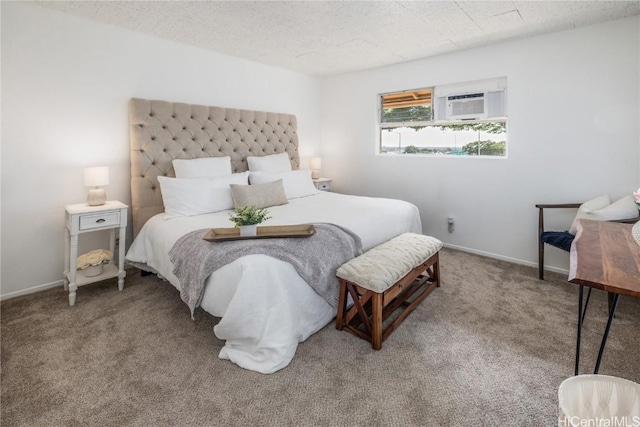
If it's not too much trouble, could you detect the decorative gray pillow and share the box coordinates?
[230,179,289,209]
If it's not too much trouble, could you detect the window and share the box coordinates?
[379,78,507,157]
[381,89,433,123]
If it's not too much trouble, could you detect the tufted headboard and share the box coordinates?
[129,98,300,236]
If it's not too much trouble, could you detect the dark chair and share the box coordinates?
[536,203,581,281]
[537,203,638,322]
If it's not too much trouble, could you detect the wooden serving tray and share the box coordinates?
[202,224,316,242]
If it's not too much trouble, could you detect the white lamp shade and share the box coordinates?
[310,157,322,170]
[84,167,109,187]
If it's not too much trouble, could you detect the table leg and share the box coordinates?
[581,287,592,325]
[109,228,116,255]
[117,225,126,291]
[575,285,584,375]
[68,234,78,306]
[63,230,70,292]
[594,294,620,374]
[607,292,617,319]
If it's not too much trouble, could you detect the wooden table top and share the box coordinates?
[568,219,640,298]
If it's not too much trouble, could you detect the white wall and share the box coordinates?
[321,16,640,273]
[1,2,322,297]
[2,4,638,298]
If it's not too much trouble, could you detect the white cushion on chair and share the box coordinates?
[570,195,637,234]
[336,233,442,293]
[569,195,610,234]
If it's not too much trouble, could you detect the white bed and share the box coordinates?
[126,191,421,373]
[126,98,422,373]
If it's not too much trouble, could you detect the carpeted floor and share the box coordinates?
[2,248,639,427]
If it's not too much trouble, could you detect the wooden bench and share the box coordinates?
[335,233,443,350]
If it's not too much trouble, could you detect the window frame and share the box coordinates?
[378,80,508,158]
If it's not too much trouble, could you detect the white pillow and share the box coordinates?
[247,153,292,173]
[249,170,319,199]
[158,172,249,218]
[569,195,610,234]
[172,156,232,178]
[569,195,637,234]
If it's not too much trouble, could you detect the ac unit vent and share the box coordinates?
[486,91,505,118]
[446,92,486,120]
[442,90,506,120]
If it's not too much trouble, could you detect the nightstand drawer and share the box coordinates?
[79,211,120,230]
[313,178,332,192]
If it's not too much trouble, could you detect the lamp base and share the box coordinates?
[311,170,320,179]
[87,188,106,206]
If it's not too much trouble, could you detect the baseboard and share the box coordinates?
[442,243,570,276]
[1,262,141,302]
[1,279,64,301]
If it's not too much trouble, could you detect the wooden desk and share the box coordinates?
[569,219,640,374]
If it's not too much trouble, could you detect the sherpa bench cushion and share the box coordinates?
[336,233,443,293]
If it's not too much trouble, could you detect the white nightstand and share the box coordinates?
[312,178,333,192]
[63,201,128,306]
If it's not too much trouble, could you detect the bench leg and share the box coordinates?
[434,253,440,287]
[372,293,383,350]
[336,280,347,331]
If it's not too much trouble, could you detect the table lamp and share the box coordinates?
[84,166,109,206]
[310,157,322,179]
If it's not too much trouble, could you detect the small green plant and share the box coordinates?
[228,206,271,227]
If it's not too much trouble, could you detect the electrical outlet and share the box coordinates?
[447,217,455,233]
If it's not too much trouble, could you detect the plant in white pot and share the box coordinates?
[228,205,271,237]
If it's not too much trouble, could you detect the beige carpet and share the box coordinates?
[2,248,639,426]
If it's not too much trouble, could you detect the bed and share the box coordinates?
[125,98,422,373]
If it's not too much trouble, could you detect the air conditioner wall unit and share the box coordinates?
[447,92,486,120]
[440,90,506,120]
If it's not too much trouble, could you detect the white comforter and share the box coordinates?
[125,192,422,373]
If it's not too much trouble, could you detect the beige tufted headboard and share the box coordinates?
[129,98,300,236]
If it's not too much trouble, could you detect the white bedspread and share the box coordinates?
[125,192,422,373]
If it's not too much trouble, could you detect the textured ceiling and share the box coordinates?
[36,1,640,76]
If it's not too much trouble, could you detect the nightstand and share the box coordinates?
[63,201,128,306]
[312,178,332,192]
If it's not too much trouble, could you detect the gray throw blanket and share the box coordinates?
[168,223,363,318]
